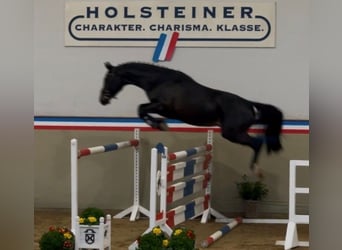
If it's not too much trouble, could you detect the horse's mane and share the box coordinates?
[117,62,196,82]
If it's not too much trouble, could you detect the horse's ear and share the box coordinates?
[104,62,115,71]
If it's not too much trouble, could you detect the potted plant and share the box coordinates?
[76,207,111,249]
[236,174,269,218]
[137,226,168,250]
[39,226,75,250]
[168,227,196,250]
[137,226,197,250]
[79,207,106,225]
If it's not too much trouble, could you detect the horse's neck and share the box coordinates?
[122,68,158,90]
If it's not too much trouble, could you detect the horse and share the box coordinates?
[99,62,283,177]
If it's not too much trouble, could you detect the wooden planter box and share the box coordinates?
[244,200,259,218]
[75,214,111,250]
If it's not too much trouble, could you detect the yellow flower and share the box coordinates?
[64,232,73,239]
[162,239,169,247]
[88,216,97,223]
[152,227,162,235]
[79,217,85,224]
[174,229,183,236]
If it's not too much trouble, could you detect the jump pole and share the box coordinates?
[201,217,242,248]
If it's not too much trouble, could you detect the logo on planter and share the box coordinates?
[84,228,96,244]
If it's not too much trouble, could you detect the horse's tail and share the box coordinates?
[252,102,283,154]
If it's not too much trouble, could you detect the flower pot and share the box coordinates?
[75,214,111,250]
[244,200,259,218]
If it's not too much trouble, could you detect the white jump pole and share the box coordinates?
[70,138,78,233]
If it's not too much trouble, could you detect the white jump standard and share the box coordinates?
[70,129,149,249]
[276,160,309,249]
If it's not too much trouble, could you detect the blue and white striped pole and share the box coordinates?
[201,217,242,248]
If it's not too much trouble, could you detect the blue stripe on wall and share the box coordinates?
[33,116,309,126]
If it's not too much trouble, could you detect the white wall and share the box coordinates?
[34,0,309,119]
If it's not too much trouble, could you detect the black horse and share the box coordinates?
[99,62,283,177]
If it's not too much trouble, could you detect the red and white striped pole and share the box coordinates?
[201,217,242,248]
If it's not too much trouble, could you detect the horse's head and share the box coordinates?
[99,62,125,105]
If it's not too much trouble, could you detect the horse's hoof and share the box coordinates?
[252,164,264,179]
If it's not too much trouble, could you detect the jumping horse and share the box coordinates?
[99,62,283,177]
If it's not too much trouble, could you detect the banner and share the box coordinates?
[65,0,276,47]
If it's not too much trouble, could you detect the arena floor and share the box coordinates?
[34,209,309,250]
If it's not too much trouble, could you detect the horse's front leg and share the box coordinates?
[138,103,169,131]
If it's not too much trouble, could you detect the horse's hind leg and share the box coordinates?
[250,137,264,178]
[138,103,169,131]
[221,127,264,178]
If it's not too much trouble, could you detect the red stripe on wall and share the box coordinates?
[34,125,309,134]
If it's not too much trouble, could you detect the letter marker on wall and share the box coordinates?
[152,32,179,62]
